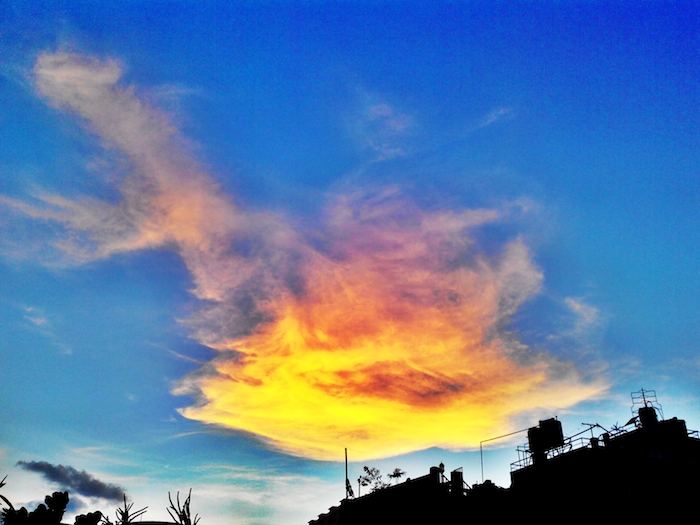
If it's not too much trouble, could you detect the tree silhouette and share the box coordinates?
[358,467,390,494]
[388,468,406,484]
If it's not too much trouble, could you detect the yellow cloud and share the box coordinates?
[176,193,604,459]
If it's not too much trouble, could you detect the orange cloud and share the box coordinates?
[177,193,603,459]
[8,51,605,461]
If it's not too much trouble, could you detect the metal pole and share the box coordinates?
[479,427,530,483]
[480,442,483,483]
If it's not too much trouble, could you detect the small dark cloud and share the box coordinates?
[16,461,124,502]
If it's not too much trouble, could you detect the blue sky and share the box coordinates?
[1,2,699,523]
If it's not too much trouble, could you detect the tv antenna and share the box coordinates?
[631,388,664,421]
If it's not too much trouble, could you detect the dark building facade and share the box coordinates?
[309,390,700,524]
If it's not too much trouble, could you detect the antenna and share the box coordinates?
[631,388,664,422]
[344,448,354,499]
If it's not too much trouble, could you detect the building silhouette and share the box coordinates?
[309,389,700,524]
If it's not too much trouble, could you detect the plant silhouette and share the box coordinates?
[358,467,390,494]
[74,512,102,525]
[0,477,13,514]
[0,487,68,525]
[0,476,201,525]
[167,490,200,525]
[100,495,147,525]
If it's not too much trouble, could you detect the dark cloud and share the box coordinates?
[16,461,124,502]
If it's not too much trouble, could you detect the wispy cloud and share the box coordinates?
[477,107,515,129]
[16,461,125,502]
[68,447,135,467]
[17,304,73,354]
[181,465,340,525]
[147,342,205,365]
[349,94,413,162]
[565,297,600,334]
[23,306,48,327]
[150,83,204,103]
[4,51,606,461]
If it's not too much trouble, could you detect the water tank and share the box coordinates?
[639,406,658,428]
[450,469,464,496]
[528,418,564,456]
